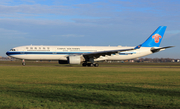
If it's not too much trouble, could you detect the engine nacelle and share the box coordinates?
[68,55,84,64]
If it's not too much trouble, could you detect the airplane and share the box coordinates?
[6,26,173,67]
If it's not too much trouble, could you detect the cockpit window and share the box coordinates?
[10,49,16,51]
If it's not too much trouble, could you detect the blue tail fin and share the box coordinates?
[135,26,167,48]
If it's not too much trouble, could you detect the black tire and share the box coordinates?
[82,63,87,67]
[94,63,99,67]
[22,62,26,66]
[87,63,94,67]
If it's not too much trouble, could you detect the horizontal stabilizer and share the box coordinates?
[151,46,174,53]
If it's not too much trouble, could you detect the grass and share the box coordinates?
[0,61,180,109]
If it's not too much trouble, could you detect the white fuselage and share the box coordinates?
[7,45,154,61]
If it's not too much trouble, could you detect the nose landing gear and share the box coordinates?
[22,59,26,66]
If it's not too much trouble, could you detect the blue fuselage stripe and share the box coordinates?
[6,51,136,56]
[6,51,90,56]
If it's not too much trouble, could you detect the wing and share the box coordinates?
[83,48,135,59]
[151,46,174,53]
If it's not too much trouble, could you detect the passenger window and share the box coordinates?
[39,47,41,49]
[43,47,45,49]
[30,47,33,49]
[35,47,37,49]
[26,47,28,49]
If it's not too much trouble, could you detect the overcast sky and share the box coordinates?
[0,0,180,58]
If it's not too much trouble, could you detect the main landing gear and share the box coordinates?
[22,59,26,66]
[82,63,99,67]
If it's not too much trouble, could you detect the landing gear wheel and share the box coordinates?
[93,63,99,67]
[22,62,26,66]
[82,63,99,67]
[87,63,93,67]
[82,63,87,67]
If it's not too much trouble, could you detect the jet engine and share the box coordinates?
[58,55,84,64]
[68,55,84,64]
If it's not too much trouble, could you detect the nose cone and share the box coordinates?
[6,51,10,56]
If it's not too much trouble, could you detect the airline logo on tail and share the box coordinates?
[152,34,162,43]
